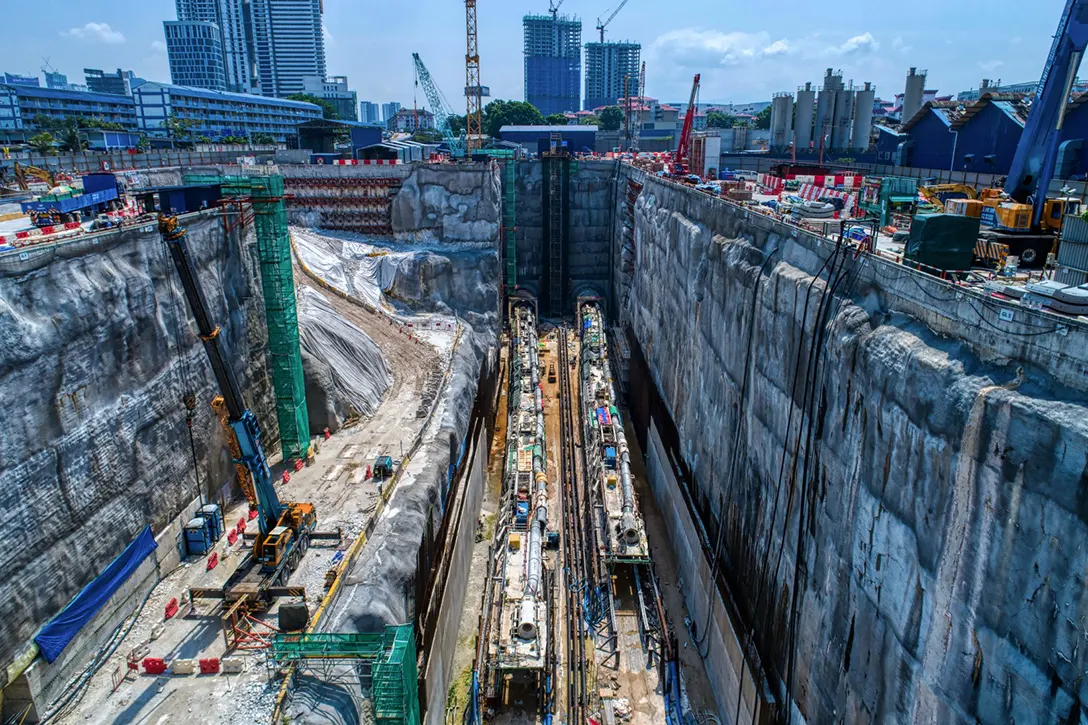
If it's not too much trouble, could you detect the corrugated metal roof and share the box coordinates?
[950,92,1028,130]
[901,101,964,132]
[500,125,598,132]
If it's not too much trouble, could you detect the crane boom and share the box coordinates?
[158,215,284,536]
[1005,0,1088,226]
[413,52,463,155]
[632,61,646,152]
[673,73,700,173]
[595,0,630,42]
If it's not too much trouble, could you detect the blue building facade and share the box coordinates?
[899,103,960,170]
[950,98,1026,174]
[133,82,320,141]
[499,125,596,154]
[164,20,228,91]
[0,83,138,143]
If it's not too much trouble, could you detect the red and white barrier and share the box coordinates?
[792,183,859,215]
[759,173,864,193]
[333,159,401,165]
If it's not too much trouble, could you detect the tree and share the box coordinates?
[27,132,56,154]
[285,93,338,120]
[412,129,445,144]
[136,136,152,152]
[482,100,544,137]
[706,111,737,129]
[251,132,275,145]
[164,112,199,143]
[447,114,466,137]
[579,115,600,126]
[597,105,624,132]
[754,106,771,130]
[544,113,570,126]
[60,127,87,153]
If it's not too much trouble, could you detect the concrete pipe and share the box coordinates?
[518,597,538,640]
[621,513,641,546]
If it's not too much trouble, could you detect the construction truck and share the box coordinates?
[157,214,320,604]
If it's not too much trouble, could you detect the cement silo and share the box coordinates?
[902,67,927,123]
[794,81,816,150]
[831,85,854,150]
[815,68,843,151]
[771,92,794,149]
[852,81,876,151]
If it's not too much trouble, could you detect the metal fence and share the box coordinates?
[719,153,1004,188]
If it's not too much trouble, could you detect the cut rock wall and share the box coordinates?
[617,169,1088,724]
[0,215,276,678]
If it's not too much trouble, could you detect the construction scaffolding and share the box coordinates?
[542,151,570,316]
[185,173,310,462]
[523,14,582,115]
[269,626,421,725]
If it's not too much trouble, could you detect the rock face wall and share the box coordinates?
[391,163,501,244]
[0,215,275,675]
[618,170,1088,724]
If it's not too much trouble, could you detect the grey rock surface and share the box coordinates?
[620,171,1088,724]
[0,215,276,674]
[391,164,501,244]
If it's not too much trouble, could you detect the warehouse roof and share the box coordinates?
[901,101,964,132]
[950,92,1029,130]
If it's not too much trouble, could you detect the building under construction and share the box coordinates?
[583,41,640,111]
[523,12,582,116]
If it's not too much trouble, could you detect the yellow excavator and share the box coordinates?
[12,161,58,191]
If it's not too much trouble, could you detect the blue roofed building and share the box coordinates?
[949,94,1028,174]
[499,125,597,154]
[133,82,321,141]
[899,101,963,170]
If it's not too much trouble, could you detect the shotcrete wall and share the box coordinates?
[512,159,616,308]
[616,168,1088,724]
[0,215,275,680]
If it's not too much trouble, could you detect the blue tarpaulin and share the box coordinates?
[35,525,158,663]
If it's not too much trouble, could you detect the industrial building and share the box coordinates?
[584,41,640,111]
[133,82,321,140]
[302,75,358,121]
[387,108,434,132]
[164,20,229,91]
[499,124,597,153]
[523,12,582,115]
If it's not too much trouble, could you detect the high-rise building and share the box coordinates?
[302,75,357,120]
[164,21,229,90]
[170,0,258,94]
[584,42,640,111]
[360,101,381,124]
[523,13,581,115]
[44,71,68,89]
[249,0,326,97]
[84,69,141,95]
[382,102,401,122]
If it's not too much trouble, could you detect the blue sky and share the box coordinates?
[0,0,1070,107]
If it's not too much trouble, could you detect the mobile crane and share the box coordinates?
[670,73,701,176]
[158,214,317,600]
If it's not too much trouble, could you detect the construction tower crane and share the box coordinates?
[595,0,630,42]
[1005,0,1088,227]
[157,215,316,579]
[672,73,700,175]
[632,61,646,152]
[413,52,464,156]
[549,0,565,18]
[465,0,483,155]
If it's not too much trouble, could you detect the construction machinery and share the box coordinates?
[671,74,701,176]
[949,0,1088,266]
[595,0,630,42]
[12,161,58,191]
[413,53,464,157]
[919,183,978,208]
[631,61,646,153]
[465,0,483,155]
[157,214,317,600]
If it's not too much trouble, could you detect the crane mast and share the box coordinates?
[465,0,483,154]
[1005,0,1088,226]
[595,0,630,42]
[632,61,646,152]
[673,73,700,174]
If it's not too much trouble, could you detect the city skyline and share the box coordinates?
[0,0,1073,109]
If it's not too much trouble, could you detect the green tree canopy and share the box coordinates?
[251,132,275,145]
[60,127,87,153]
[164,113,199,142]
[27,132,56,154]
[285,93,339,120]
[754,106,771,130]
[447,114,467,136]
[706,111,737,129]
[579,115,600,126]
[598,105,624,131]
[482,100,544,137]
[544,113,570,126]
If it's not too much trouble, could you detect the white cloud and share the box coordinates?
[323,25,335,48]
[892,36,913,54]
[826,32,878,56]
[651,29,791,68]
[978,59,1005,72]
[62,22,125,44]
[150,40,167,54]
